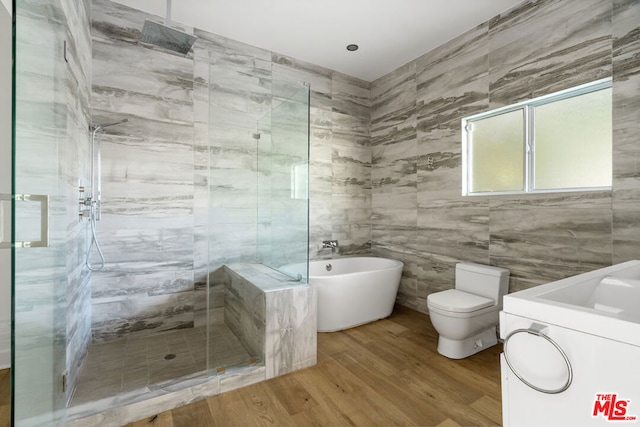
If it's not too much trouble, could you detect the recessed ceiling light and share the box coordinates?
[346,44,359,52]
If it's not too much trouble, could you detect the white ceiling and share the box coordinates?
[112,0,524,82]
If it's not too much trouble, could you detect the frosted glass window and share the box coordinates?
[470,109,524,193]
[462,78,612,196]
[535,88,612,189]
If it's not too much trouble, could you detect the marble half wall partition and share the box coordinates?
[265,284,317,378]
[223,263,317,378]
[223,266,265,360]
[213,262,318,376]
[371,0,640,313]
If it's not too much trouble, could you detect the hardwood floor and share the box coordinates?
[0,369,9,427]
[0,307,503,426]
[125,306,504,427]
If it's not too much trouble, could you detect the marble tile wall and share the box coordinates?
[197,29,272,277]
[612,0,640,263]
[371,0,640,313]
[191,30,274,327]
[329,73,372,257]
[191,37,212,328]
[257,87,311,276]
[268,53,372,260]
[90,0,196,342]
[62,0,93,402]
[265,284,317,378]
[223,267,266,360]
[371,61,419,306]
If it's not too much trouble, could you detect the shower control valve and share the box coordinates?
[79,196,96,207]
[79,195,95,218]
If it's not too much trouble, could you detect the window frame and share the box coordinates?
[461,78,613,196]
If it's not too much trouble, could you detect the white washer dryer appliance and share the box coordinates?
[500,261,640,427]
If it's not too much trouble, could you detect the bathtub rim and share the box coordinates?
[308,256,404,279]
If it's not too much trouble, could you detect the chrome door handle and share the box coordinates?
[0,193,50,249]
[0,194,9,249]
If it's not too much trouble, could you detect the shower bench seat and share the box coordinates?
[217,263,317,378]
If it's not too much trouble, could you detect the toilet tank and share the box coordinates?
[455,262,510,304]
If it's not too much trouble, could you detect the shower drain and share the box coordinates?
[164,353,176,360]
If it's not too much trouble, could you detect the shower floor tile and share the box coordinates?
[71,324,253,406]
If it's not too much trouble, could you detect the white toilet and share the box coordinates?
[427,262,510,359]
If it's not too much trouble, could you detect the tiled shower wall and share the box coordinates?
[90,0,371,341]
[371,0,640,313]
[62,0,93,402]
[90,0,197,342]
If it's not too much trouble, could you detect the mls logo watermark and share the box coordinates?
[593,394,637,422]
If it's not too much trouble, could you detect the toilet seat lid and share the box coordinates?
[427,289,494,313]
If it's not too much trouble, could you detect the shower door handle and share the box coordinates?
[0,193,50,249]
[0,194,9,249]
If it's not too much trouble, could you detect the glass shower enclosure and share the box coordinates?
[12,0,69,425]
[206,75,310,373]
[257,86,310,283]
[11,1,311,422]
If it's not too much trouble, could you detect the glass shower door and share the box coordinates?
[256,86,310,282]
[12,0,69,425]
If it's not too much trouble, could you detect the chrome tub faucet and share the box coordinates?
[322,240,338,250]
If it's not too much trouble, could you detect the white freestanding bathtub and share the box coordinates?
[309,257,404,332]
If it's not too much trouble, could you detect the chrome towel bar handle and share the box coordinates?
[503,323,573,394]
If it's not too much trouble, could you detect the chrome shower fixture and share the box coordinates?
[90,118,129,132]
[84,117,129,220]
[140,0,197,55]
[83,117,129,271]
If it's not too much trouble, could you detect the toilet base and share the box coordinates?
[436,326,498,359]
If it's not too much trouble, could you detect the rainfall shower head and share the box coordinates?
[141,21,197,55]
[140,0,196,55]
[90,118,129,132]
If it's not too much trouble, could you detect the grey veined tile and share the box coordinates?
[488,0,612,107]
[489,206,612,288]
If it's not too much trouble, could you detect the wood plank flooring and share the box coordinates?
[0,369,9,427]
[125,305,504,427]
